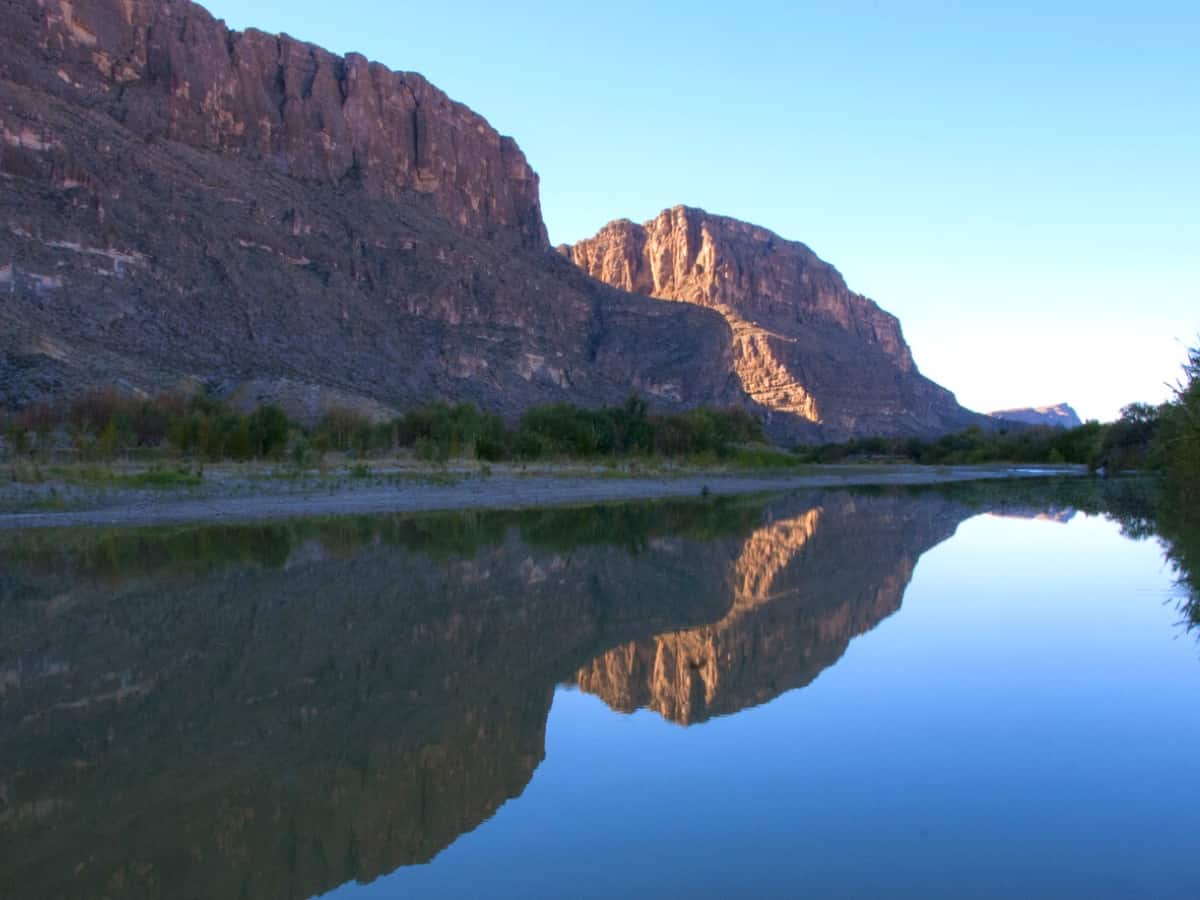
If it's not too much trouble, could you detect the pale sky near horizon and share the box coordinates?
[203,0,1198,423]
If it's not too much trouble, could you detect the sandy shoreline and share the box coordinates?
[0,464,1089,530]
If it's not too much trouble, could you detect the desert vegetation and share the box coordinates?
[4,342,1197,484]
[798,342,1200,483]
[0,391,774,467]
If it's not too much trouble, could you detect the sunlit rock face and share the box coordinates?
[565,207,984,442]
[0,0,738,419]
[574,492,969,724]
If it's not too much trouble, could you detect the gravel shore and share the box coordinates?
[0,464,1089,530]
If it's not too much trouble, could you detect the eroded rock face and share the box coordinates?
[565,207,985,441]
[0,0,738,419]
[1,0,546,248]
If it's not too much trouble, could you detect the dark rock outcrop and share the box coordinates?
[565,207,986,441]
[989,403,1083,429]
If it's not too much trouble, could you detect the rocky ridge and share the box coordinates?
[2,0,546,248]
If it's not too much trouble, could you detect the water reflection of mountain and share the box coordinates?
[0,491,977,899]
[575,492,964,724]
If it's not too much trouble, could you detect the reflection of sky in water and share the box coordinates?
[341,513,1199,899]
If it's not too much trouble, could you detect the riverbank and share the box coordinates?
[0,461,1090,529]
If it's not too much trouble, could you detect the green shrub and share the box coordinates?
[414,436,450,464]
[2,392,781,466]
[1156,343,1200,497]
[248,405,290,459]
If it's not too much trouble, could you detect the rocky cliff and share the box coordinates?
[565,207,984,441]
[2,0,546,248]
[989,403,1083,429]
[0,0,740,421]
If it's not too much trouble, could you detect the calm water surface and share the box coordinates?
[1,482,1197,899]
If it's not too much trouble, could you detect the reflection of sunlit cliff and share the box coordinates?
[733,508,823,606]
[576,494,962,725]
[0,504,744,900]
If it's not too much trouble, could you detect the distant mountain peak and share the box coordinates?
[989,403,1082,428]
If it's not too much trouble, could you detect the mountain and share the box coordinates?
[989,403,1083,429]
[0,0,737,421]
[565,207,984,441]
[1,0,979,439]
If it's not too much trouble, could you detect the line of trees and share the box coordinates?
[0,391,768,464]
[795,341,1200,488]
[3,342,1196,479]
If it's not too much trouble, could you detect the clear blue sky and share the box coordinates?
[204,0,1198,422]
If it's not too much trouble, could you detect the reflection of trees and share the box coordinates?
[1153,490,1200,633]
[871,477,1199,636]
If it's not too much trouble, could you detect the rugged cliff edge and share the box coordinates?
[1,0,546,248]
[565,207,985,441]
